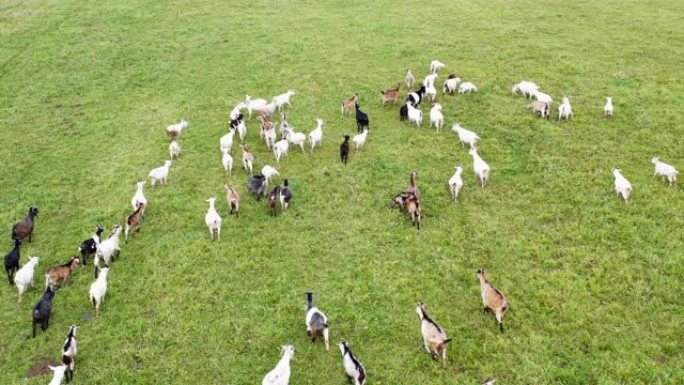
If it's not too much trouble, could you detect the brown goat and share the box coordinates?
[381,83,402,105]
[12,207,39,243]
[477,269,509,333]
[407,170,421,201]
[341,94,359,117]
[46,256,80,288]
[257,113,275,139]
[125,203,144,242]
[406,194,421,230]
[224,184,240,217]
[267,186,281,216]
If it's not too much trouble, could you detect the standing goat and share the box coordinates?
[47,365,68,385]
[340,135,350,164]
[12,207,39,243]
[443,74,461,94]
[4,239,21,285]
[273,139,289,164]
[340,341,366,385]
[652,157,678,187]
[205,197,222,241]
[429,103,444,131]
[458,82,478,94]
[241,145,254,175]
[14,256,39,302]
[247,174,267,200]
[612,168,633,203]
[305,292,330,351]
[45,256,80,288]
[476,269,509,333]
[352,129,368,152]
[452,123,480,148]
[355,103,369,132]
[526,100,550,119]
[267,186,281,216]
[407,86,426,106]
[604,96,613,117]
[94,224,122,277]
[558,96,573,121]
[406,103,422,127]
[258,114,277,150]
[62,325,78,382]
[169,140,181,159]
[220,128,236,154]
[148,160,172,187]
[405,68,415,88]
[429,60,446,73]
[341,94,359,117]
[280,179,292,211]
[274,89,295,111]
[448,166,464,202]
[245,95,267,118]
[415,302,452,368]
[222,149,234,176]
[125,203,144,242]
[224,184,240,217]
[262,345,294,385]
[32,285,55,338]
[262,165,280,186]
[165,119,188,139]
[308,118,324,153]
[469,148,490,187]
[284,128,307,152]
[130,181,147,215]
[381,83,402,105]
[512,81,539,98]
[407,170,421,201]
[78,224,103,266]
[89,267,109,317]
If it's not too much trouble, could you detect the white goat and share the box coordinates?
[47,365,68,385]
[94,225,122,271]
[235,119,247,142]
[169,140,181,159]
[241,145,254,174]
[284,128,306,152]
[264,124,277,150]
[274,90,295,111]
[469,147,490,187]
[458,82,478,94]
[452,123,480,148]
[604,97,613,117]
[220,129,236,154]
[558,96,573,121]
[512,81,539,98]
[222,149,233,175]
[230,102,246,120]
[262,165,280,185]
[423,73,438,88]
[165,119,188,138]
[443,75,461,94]
[148,160,172,187]
[612,168,633,203]
[533,90,553,104]
[130,181,147,214]
[257,100,278,117]
[425,84,437,102]
[652,157,678,187]
[407,103,422,127]
[448,166,464,202]
[89,267,109,317]
[352,128,368,151]
[245,95,267,118]
[14,256,39,302]
[204,197,222,241]
[273,139,289,163]
[429,104,444,131]
[430,60,446,73]
[262,345,294,385]
[308,118,323,153]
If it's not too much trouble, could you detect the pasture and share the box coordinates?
[1,0,683,384]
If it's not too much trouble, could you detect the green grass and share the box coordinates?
[1,0,683,384]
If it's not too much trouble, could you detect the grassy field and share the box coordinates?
[1,0,683,384]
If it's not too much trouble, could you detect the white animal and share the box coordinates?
[262,345,294,385]
[425,84,437,102]
[469,147,490,187]
[558,96,573,121]
[652,157,678,187]
[533,90,553,104]
[458,82,478,94]
[284,128,306,152]
[256,100,278,117]
[482,378,496,385]
[340,341,366,385]
[443,76,461,94]
[429,104,444,131]
[14,256,39,302]
[220,129,236,153]
[94,225,122,269]
[604,96,613,117]
[230,102,246,120]
[148,160,172,187]
[47,365,68,385]
[415,302,452,368]
[451,123,480,148]
[204,197,222,241]
[130,181,147,213]
[352,128,368,151]
[245,95,267,118]
[165,119,188,138]
[89,267,109,317]
[423,73,438,88]
[264,124,277,150]
[612,168,633,203]
[273,139,289,163]
[168,140,181,159]
[235,119,247,142]
[448,166,464,202]
[273,90,295,111]
[430,60,446,73]
[308,118,323,153]
[221,149,233,175]
[61,325,78,381]
[407,103,422,127]
[241,146,254,174]
[405,68,415,88]
[262,165,280,185]
[512,81,539,98]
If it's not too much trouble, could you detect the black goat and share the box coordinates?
[355,103,369,132]
[12,207,39,242]
[340,135,350,164]
[399,104,408,121]
[247,174,267,200]
[32,285,55,338]
[4,239,21,285]
[268,185,281,216]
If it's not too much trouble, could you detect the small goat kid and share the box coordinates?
[341,94,359,117]
[416,302,452,368]
[131,180,147,215]
[222,149,234,176]
[225,184,240,217]
[340,135,350,164]
[241,145,254,175]
[604,96,613,117]
[169,140,181,159]
[558,96,573,121]
[405,68,415,88]
[381,83,401,105]
[33,285,55,338]
[4,239,21,285]
[352,129,368,152]
[458,82,478,94]
[47,364,68,385]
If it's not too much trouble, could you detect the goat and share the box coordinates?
[273,139,289,163]
[407,85,426,106]
[425,84,437,102]
[257,113,277,149]
[245,95,267,118]
[230,102,246,120]
[406,103,422,127]
[284,128,306,152]
[220,128,236,154]
[533,90,553,104]
[340,341,366,385]
[62,325,78,382]
[482,378,496,385]
[405,68,415,88]
[458,82,478,94]
[352,128,368,151]
[526,100,550,119]
[415,302,451,367]
[256,100,278,117]
[12,206,39,243]
[448,166,464,202]
[247,174,267,200]
[205,197,222,241]
[390,191,416,210]
[451,123,480,148]
[612,168,632,203]
[89,267,109,317]
[280,179,292,211]
[169,140,181,159]
[279,111,292,138]
[32,285,55,338]
[469,148,490,187]
[512,81,539,98]
[308,118,323,153]
[130,180,147,215]
[78,224,103,266]
[355,103,369,132]
[45,256,80,288]
[423,73,438,88]
[234,116,248,143]
[4,239,21,285]
[604,96,613,117]
[652,157,678,187]
[274,89,295,111]
[47,365,68,385]
[429,103,444,130]
[443,74,461,94]
[305,292,329,351]
[476,269,509,333]
[148,160,172,187]
[429,60,446,73]
[224,184,240,217]
[399,104,408,121]
[267,186,281,216]
[381,83,401,105]
[405,194,421,229]
[94,224,122,278]
[241,145,254,175]
[125,203,144,242]
[558,96,573,121]
[222,149,234,176]
[262,165,280,186]
[165,119,188,139]
[262,345,294,385]
[14,256,39,302]
[407,170,421,201]
[341,93,359,117]
[340,135,350,164]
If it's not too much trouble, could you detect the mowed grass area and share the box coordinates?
[1,0,683,383]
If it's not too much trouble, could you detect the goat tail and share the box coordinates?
[442,338,453,345]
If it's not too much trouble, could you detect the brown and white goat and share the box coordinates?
[405,194,421,230]
[125,203,144,242]
[416,302,452,368]
[341,94,359,117]
[381,83,402,105]
[257,113,277,149]
[476,269,509,333]
[45,256,80,288]
[526,101,549,119]
[224,184,240,217]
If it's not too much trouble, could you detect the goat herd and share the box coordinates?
[4,58,680,385]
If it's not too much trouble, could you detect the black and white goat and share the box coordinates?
[339,341,366,385]
[78,225,103,266]
[407,86,426,106]
[280,179,292,211]
[305,292,330,351]
[62,325,78,382]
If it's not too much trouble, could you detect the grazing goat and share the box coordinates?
[45,256,80,288]
[267,186,281,216]
[130,180,147,215]
[355,103,369,132]
[12,207,39,243]
[381,83,401,105]
[352,128,368,151]
[14,256,39,302]
[415,302,451,367]
[341,93,359,117]
[284,128,307,152]
[148,160,172,187]
[340,341,366,385]
[407,85,426,106]
[125,203,144,242]
[280,179,292,211]
[512,81,539,98]
[406,103,422,127]
[533,90,553,104]
[220,128,236,154]
[94,224,122,277]
[47,365,68,385]
[340,135,350,164]
[308,118,323,153]
[224,184,240,217]
[452,123,480,148]
[248,174,267,200]
[4,239,21,285]
[458,82,478,94]
[62,325,78,382]
[526,100,549,119]
[476,269,509,333]
[89,267,109,317]
[652,157,678,187]
[274,89,295,111]
[230,102,246,120]
[407,170,421,201]
[429,103,444,131]
[262,165,280,186]
[205,197,222,241]
[558,96,573,121]
[469,148,490,187]
[241,145,254,175]
[429,60,446,73]
[305,292,330,351]
[273,139,289,163]
[604,96,613,117]
[222,149,234,176]
[165,119,188,139]
[32,285,55,338]
[448,166,464,202]
[262,345,294,385]
[245,95,267,118]
[78,224,103,266]
[405,68,415,88]
[169,140,181,159]
[399,104,408,121]
[443,74,461,94]
[612,168,632,203]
